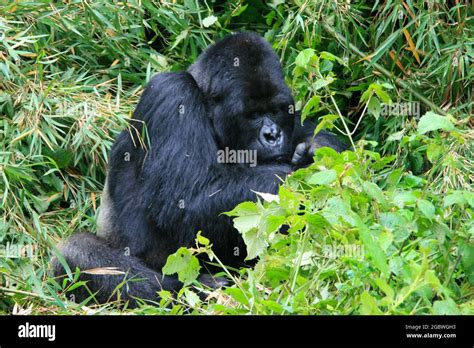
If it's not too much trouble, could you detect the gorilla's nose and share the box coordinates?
[260,123,282,146]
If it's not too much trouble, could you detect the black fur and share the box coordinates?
[52,32,346,305]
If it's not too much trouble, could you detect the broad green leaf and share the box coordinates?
[312,75,334,91]
[184,289,201,307]
[443,192,465,207]
[359,228,389,275]
[308,169,337,185]
[278,186,300,212]
[359,291,383,314]
[433,299,460,315]
[362,181,388,207]
[371,84,392,104]
[242,227,268,260]
[313,114,339,135]
[417,112,455,134]
[301,95,321,123]
[225,201,258,216]
[426,143,444,162]
[233,214,260,234]
[374,278,394,300]
[295,48,315,68]
[225,287,249,305]
[367,95,381,119]
[162,247,200,285]
[417,199,435,219]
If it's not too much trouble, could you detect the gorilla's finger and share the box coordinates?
[197,273,229,288]
[291,142,308,164]
[308,141,320,157]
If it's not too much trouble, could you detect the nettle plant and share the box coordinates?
[163,137,472,314]
[160,49,472,315]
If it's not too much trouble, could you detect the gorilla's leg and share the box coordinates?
[52,232,181,306]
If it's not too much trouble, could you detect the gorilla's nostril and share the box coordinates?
[260,122,282,146]
[262,128,281,144]
[265,132,278,142]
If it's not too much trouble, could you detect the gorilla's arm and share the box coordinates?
[105,72,292,266]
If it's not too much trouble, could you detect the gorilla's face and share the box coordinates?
[211,91,295,162]
[188,32,296,163]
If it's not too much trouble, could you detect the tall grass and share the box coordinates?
[0,1,472,314]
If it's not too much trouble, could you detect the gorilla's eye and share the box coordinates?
[210,94,223,103]
[245,112,261,120]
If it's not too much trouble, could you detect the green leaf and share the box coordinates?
[432,299,460,315]
[225,287,249,306]
[463,191,474,208]
[264,215,286,233]
[431,222,448,244]
[308,169,337,185]
[162,247,200,285]
[320,51,346,65]
[231,4,248,17]
[371,84,392,104]
[459,241,474,283]
[184,289,201,307]
[301,95,321,123]
[225,201,258,217]
[233,214,260,234]
[387,130,405,142]
[417,199,435,219]
[278,186,300,212]
[295,48,315,68]
[312,75,334,91]
[242,227,268,260]
[196,232,210,246]
[43,148,74,169]
[374,278,394,300]
[359,228,389,275]
[443,192,465,207]
[362,181,388,207]
[367,96,381,119]
[359,291,383,314]
[386,168,403,186]
[417,112,455,134]
[313,114,339,135]
[426,143,444,162]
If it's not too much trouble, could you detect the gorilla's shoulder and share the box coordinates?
[145,71,199,95]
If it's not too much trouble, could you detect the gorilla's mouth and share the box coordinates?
[256,138,290,162]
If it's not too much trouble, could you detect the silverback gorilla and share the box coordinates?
[53,32,346,305]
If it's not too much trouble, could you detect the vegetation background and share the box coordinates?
[0,0,472,314]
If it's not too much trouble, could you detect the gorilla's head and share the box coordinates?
[189,32,295,162]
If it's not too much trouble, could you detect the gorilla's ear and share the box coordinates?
[188,63,210,96]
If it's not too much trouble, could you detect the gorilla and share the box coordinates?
[53,32,346,306]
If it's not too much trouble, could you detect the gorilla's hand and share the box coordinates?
[291,131,348,168]
[291,139,315,167]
